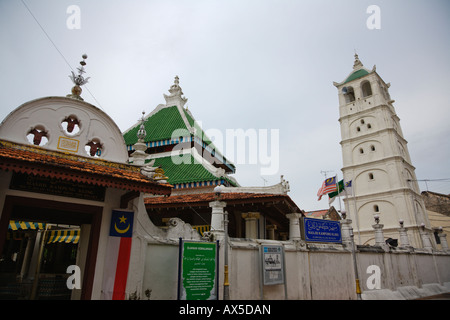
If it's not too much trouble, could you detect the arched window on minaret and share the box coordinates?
[361,81,372,97]
[344,86,355,103]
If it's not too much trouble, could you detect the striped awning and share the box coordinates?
[9,220,46,231]
[47,229,80,244]
[192,225,210,236]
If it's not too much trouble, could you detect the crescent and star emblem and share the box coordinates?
[114,215,130,234]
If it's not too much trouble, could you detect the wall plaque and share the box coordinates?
[10,172,105,201]
[57,136,80,153]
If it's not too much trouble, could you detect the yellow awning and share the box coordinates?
[47,229,80,244]
[9,220,46,231]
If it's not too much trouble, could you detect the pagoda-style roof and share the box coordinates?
[123,76,237,191]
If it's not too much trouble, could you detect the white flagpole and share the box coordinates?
[336,174,342,214]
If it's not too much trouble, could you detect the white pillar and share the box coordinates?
[266,225,277,240]
[209,201,226,239]
[340,218,353,247]
[437,229,449,252]
[419,224,434,251]
[286,213,302,241]
[241,212,260,239]
[398,220,412,248]
[372,223,385,246]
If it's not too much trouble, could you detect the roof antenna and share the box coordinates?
[261,176,268,186]
[320,170,333,179]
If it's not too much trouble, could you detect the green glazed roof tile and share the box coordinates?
[123,106,188,145]
[152,155,236,186]
[344,69,369,84]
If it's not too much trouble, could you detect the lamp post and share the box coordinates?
[342,210,361,300]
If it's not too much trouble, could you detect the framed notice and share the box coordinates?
[177,239,219,300]
[261,245,285,286]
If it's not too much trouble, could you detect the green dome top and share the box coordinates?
[344,69,369,84]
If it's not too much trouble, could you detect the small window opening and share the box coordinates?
[85,139,103,157]
[62,115,81,135]
[27,126,49,146]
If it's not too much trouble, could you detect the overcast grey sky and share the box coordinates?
[1,0,449,211]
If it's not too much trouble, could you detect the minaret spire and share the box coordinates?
[353,52,363,70]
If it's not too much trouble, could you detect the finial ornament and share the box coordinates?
[137,111,147,141]
[353,52,363,70]
[168,75,183,96]
[67,54,90,100]
[163,75,188,107]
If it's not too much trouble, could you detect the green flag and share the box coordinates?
[328,179,344,204]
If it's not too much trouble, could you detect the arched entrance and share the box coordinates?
[0,196,102,300]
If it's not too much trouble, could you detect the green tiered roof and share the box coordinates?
[123,76,237,190]
[152,155,236,188]
[124,105,187,146]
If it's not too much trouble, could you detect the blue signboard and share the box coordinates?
[303,217,342,243]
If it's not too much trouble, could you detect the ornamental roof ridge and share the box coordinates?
[0,139,140,172]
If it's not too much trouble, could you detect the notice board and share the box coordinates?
[177,239,218,300]
[261,244,285,286]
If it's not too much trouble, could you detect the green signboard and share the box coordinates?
[178,240,218,300]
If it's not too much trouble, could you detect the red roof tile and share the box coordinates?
[145,192,302,212]
[305,210,329,218]
[0,140,171,195]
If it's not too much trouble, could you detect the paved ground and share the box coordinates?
[415,292,450,300]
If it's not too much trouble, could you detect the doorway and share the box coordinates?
[0,196,102,300]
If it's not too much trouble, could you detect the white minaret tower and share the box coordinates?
[333,54,432,248]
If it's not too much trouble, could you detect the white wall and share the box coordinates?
[138,237,450,300]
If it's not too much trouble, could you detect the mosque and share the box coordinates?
[0,54,448,300]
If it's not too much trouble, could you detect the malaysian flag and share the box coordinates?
[317,176,337,200]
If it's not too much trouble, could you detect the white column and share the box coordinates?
[266,225,277,240]
[340,218,353,247]
[372,223,386,246]
[419,224,434,251]
[437,229,449,252]
[372,223,385,246]
[241,212,260,239]
[286,213,302,241]
[209,201,226,239]
[398,220,412,248]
